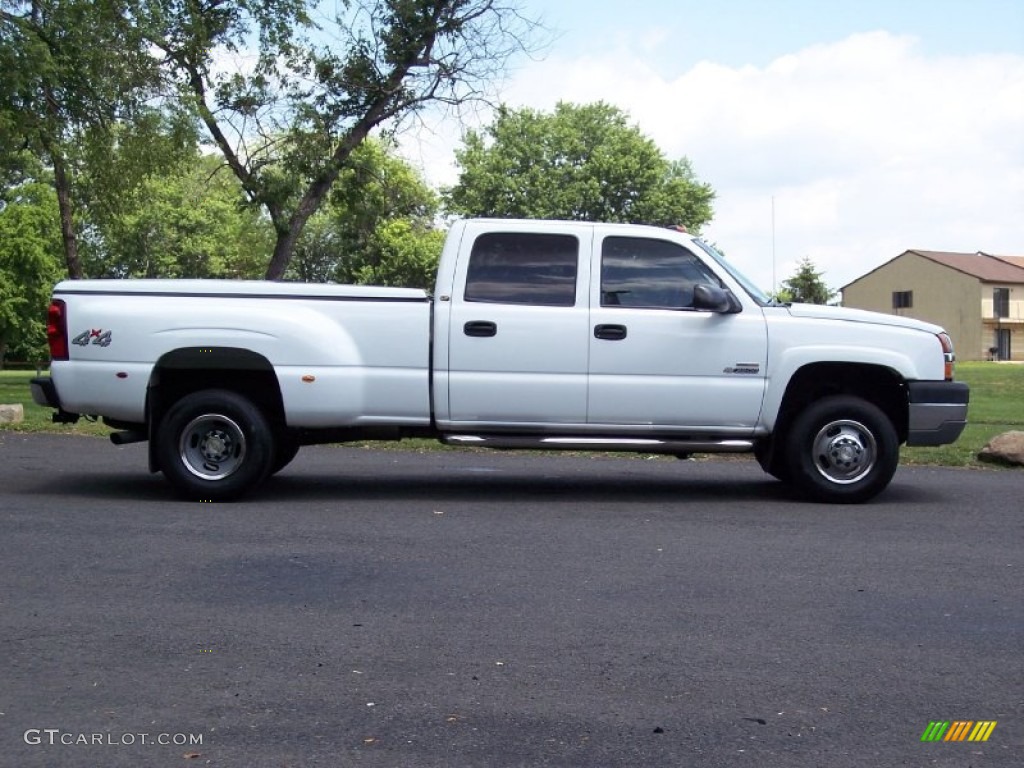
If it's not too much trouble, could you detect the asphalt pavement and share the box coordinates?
[1,433,1021,767]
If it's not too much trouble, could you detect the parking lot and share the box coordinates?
[1,433,1020,766]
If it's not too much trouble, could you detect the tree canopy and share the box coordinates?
[0,180,62,365]
[286,138,444,288]
[1,0,167,277]
[142,0,536,278]
[81,151,273,279]
[2,0,537,282]
[445,101,716,231]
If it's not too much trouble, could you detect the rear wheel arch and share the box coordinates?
[147,348,287,473]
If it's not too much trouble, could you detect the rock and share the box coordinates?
[0,403,25,424]
[978,431,1024,467]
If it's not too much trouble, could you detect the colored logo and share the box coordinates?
[71,329,112,348]
[921,721,997,742]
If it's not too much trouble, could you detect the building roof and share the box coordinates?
[912,250,1024,282]
[992,254,1024,269]
[842,249,1024,290]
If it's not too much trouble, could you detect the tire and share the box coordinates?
[784,395,899,504]
[156,389,275,501]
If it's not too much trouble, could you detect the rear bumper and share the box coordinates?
[30,376,80,424]
[30,376,60,408]
[906,381,969,446]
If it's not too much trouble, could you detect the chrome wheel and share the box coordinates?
[810,419,876,485]
[179,413,247,481]
[785,395,898,503]
[158,389,275,501]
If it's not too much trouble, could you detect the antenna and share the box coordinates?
[771,195,777,297]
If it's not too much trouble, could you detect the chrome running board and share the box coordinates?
[440,434,754,454]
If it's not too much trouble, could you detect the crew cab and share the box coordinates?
[31,218,969,503]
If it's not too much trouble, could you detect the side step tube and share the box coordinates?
[441,434,754,454]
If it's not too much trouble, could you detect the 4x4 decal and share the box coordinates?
[72,329,113,348]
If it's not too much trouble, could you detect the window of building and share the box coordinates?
[464,233,579,306]
[892,290,913,309]
[994,287,1010,319]
[601,236,721,309]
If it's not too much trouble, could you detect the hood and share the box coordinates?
[784,303,943,334]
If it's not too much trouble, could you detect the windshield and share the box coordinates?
[691,239,774,306]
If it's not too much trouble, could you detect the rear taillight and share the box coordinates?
[46,299,69,361]
[937,332,955,381]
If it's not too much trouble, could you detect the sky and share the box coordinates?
[397,0,1024,295]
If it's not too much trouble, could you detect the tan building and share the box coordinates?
[841,250,1024,362]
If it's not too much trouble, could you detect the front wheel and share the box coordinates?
[784,395,899,504]
[156,389,275,501]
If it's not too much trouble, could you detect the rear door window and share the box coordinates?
[465,233,579,307]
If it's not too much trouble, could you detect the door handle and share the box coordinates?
[594,324,628,341]
[464,321,497,337]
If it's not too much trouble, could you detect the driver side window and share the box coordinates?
[601,236,720,309]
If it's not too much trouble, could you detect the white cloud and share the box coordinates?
[400,30,1024,293]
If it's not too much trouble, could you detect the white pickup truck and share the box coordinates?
[32,218,968,503]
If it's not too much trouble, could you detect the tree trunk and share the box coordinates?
[266,165,350,282]
[40,45,83,281]
[264,178,340,280]
[263,126,379,281]
[51,150,83,279]
[265,224,300,281]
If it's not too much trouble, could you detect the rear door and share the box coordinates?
[443,224,592,427]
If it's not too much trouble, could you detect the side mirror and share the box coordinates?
[692,283,740,313]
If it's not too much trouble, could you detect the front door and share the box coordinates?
[587,234,768,431]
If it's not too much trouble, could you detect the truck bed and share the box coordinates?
[49,280,434,428]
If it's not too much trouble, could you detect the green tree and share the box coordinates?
[329,140,440,257]
[0,182,63,366]
[286,208,445,288]
[0,149,43,208]
[74,110,199,240]
[1,0,166,278]
[445,101,715,230]
[349,218,445,289]
[287,138,443,288]
[142,0,536,279]
[777,257,835,305]
[83,152,273,279]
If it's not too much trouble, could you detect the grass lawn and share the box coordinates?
[2,362,1021,467]
[0,369,108,437]
[901,361,1023,467]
